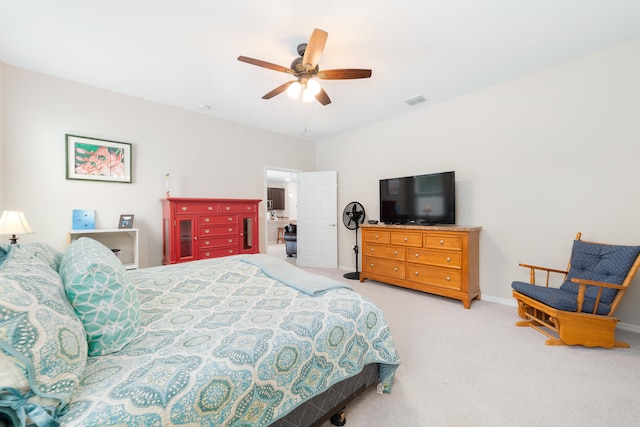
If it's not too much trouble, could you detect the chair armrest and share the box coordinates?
[518,263,568,287]
[570,278,624,314]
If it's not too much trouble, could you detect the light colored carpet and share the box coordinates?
[296,266,640,427]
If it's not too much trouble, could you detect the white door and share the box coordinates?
[296,171,338,268]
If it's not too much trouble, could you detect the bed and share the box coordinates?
[0,239,400,426]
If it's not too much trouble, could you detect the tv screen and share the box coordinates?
[379,171,455,225]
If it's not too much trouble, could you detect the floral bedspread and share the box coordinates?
[58,256,400,426]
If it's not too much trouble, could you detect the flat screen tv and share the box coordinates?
[379,171,455,225]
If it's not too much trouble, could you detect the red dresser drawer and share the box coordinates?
[200,247,238,259]
[199,225,238,236]
[199,235,238,248]
[220,203,256,214]
[175,203,219,214]
[200,215,238,225]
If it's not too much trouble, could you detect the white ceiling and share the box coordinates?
[1,1,639,141]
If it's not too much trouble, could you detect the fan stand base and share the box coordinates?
[343,272,360,280]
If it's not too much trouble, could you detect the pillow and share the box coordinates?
[59,237,140,356]
[0,244,88,425]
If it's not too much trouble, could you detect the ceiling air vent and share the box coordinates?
[405,95,427,106]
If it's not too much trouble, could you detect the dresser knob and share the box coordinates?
[370,263,375,267]
[370,248,375,252]
[414,271,419,276]
[228,249,233,253]
[446,257,451,262]
[404,237,408,241]
[225,206,231,211]
[415,253,419,258]
[205,252,210,257]
[204,241,210,245]
[394,267,398,272]
[446,276,451,281]
[440,240,445,245]
[228,228,233,232]
[246,206,251,210]
[375,235,379,239]
[205,229,210,234]
[228,217,233,221]
[204,218,210,222]
[208,206,213,211]
[181,207,187,211]
[228,239,233,243]
[394,251,398,255]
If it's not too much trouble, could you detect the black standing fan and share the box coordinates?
[342,201,366,280]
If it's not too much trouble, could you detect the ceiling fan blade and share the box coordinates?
[302,28,328,71]
[317,69,372,80]
[262,81,296,100]
[315,87,331,106]
[237,56,295,75]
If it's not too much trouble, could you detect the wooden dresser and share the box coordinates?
[359,224,481,308]
[162,198,261,264]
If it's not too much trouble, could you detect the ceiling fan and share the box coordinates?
[237,28,372,105]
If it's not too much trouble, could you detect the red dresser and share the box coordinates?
[162,198,261,264]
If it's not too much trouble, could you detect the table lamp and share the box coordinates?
[0,210,34,244]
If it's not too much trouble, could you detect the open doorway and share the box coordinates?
[264,166,300,262]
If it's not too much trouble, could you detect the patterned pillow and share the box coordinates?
[59,237,140,356]
[0,244,88,425]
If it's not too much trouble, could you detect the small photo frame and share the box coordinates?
[66,134,132,183]
[118,214,134,229]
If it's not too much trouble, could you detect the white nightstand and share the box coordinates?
[68,228,139,270]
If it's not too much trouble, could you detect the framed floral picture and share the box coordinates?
[66,134,132,183]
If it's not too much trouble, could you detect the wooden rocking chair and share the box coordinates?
[511,232,640,348]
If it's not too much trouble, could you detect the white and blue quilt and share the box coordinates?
[57,255,400,426]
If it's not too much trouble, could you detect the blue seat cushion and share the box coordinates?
[512,281,612,315]
[559,240,640,305]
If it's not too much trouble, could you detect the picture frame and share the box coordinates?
[118,214,134,229]
[66,134,132,183]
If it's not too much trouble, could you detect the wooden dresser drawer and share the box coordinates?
[424,234,463,250]
[390,232,422,247]
[406,264,462,290]
[200,247,237,259]
[200,214,237,225]
[408,248,461,268]
[199,225,238,236]
[199,236,238,249]
[363,230,391,244]
[363,256,405,279]
[220,203,256,213]
[364,243,405,261]
[176,203,219,214]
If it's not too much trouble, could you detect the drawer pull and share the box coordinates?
[204,240,210,245]
[181,207,187,211]
[205,252,210,257]
[208,206,213,211]
[225,206,231,211]
[375,235,379,239]
[446,276,451,281]
[228,249,233,253]
[440,240,445,245]
[246,206,251,210]
[446,257,451,262]
[228,228,233,232]
[370,248,375,252]
[370,263,375,267]
[204,218,210,222]
[404,237,408,242]
[204,229,210,234]
[414,271,419,276]
[228,239,233,243]
[415,253,419,258]
[228,217,233,221]
[394,267,398,272]
[394,251,398,255]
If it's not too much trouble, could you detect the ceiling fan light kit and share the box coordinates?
[238,28,372,106]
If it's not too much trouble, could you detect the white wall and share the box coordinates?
[0,65,315,266]
[317,39,640,328]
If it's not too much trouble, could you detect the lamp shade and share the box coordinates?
[0,210,34,243]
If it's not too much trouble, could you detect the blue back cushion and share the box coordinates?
[559,240,640,304]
